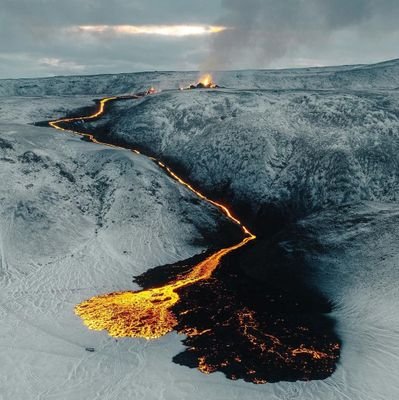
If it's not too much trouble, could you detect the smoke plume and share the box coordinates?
[203,0,399,70]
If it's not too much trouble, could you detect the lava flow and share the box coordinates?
[49,88,255,339]
[48,85,340,384]
[75,235,254,339]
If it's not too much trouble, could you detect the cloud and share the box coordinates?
[72,25,227,37]
[0,0,398,78]
[39,57,85,71]
[0,0,223,78]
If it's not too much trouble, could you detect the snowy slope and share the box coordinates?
[0,58,399,97]
[0,96,97,124]
[91,87,399,220]
[293,202,399,400]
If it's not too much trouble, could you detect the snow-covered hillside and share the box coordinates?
[88,87,399,224]
[1,59,399,399]
[0,58,398,97]
[293,201,399,400]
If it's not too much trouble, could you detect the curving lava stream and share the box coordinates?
[48,84,340,384]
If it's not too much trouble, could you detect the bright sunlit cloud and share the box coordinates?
[72,25,227,37]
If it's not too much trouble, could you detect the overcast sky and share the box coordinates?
[1,0,399,78]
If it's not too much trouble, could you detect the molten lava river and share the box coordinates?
[49,79,340,384]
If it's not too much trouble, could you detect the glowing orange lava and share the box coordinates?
[198,73,217,88]
[75,235,254,339]
[146,87,157,95]
[49,89,340,383]
[49,90,256,340]
[181,73,219,90]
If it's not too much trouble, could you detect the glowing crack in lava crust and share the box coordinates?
[49,82,340,384]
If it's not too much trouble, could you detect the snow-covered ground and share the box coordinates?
[1,59,399,399]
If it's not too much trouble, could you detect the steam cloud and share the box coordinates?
[203,0,399,70]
